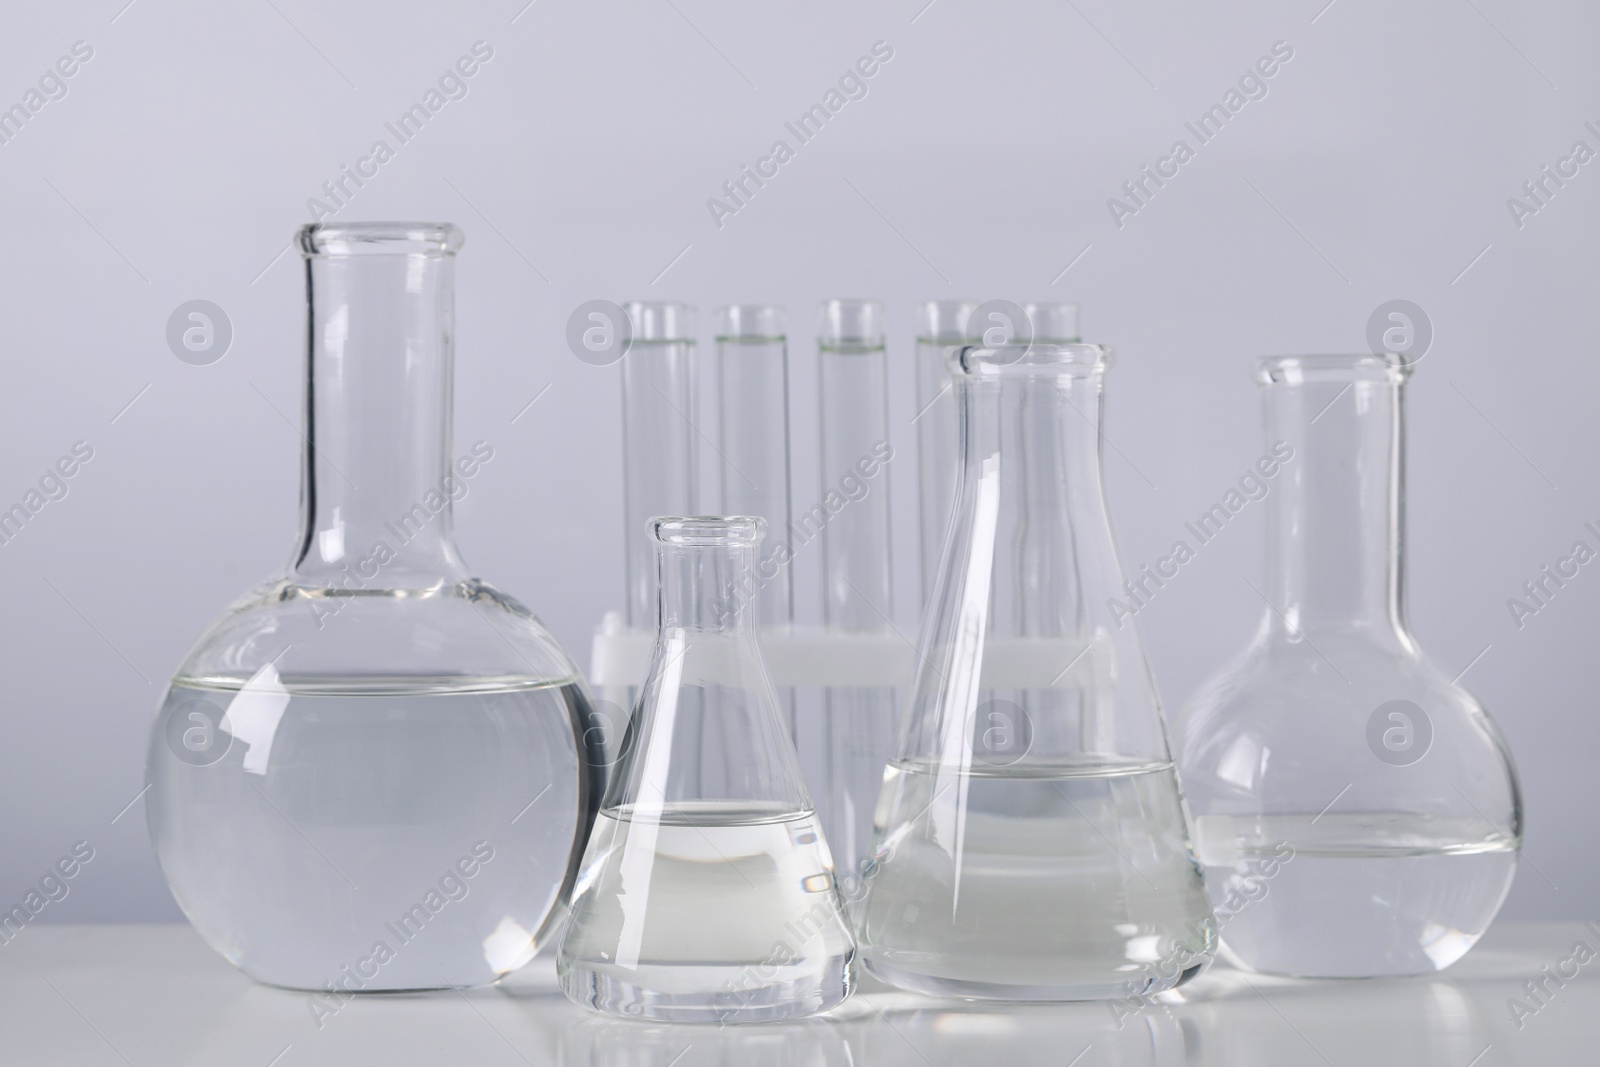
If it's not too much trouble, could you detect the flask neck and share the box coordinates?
[291,251,465,585]
[908,344,1176,768]
[656,538,761,638]
[1262,365,1406,638]
[951,358,1110,638]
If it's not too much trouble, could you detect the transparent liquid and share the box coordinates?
[558,801,855,1023]
[1195,812,1518,977]
[147,676,596,991]
[858,758,1216,1000]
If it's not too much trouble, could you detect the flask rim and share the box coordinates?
[1257,352,1412,386]
[298,222,463,257]
[957,342,1111,377]
[651,515,766,547]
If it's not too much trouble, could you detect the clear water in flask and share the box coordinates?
[1195,812,1517,976]
[148,675,593,990]
[858,757,1216,1000]
[559,800,855,1022]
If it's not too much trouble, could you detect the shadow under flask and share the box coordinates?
[145,223,601,991]
[558,517,855,1023]
[1174,353,1521,978]
[856,343,1216,1001]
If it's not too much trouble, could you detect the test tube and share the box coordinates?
[714,305,796,733]
[1024,300,1081,343]
[621,302,697,629]
[817,299,897,877]
[914,299,977,606]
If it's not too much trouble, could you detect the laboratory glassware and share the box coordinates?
[715,305,795,734]
[857,342,1215,1001]
[623,302,698,627]
[817,299,900,882]
[146,222,601,991]
[559,517,855,1023]
[1024,300,1081,344]
[915,299,978,605]
[915,301,1080,604]
[1174,353,1521,978]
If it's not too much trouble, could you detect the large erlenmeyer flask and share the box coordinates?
[1174,353,1522,977]
[857,342,1215,1001]
[146,223,601,991]
[558,517,855,1023]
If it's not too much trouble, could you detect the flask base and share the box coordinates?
[856,758,1219,1003]
[860,954,1208,1003]
[1198,812,1518,978]
[558,958,853,1023]
[148,676,590,993]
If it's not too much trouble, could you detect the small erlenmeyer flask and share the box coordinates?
[857,342,1215,1001]
[558,517,855,1023]
[1174,353,1522,978]
[146,223,601,991]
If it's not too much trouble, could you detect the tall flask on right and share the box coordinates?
[1175,353,1522,977]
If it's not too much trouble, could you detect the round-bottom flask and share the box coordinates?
[146,223,601,991]
[1175,354,1522,978]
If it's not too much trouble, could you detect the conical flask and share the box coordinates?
[558,517,855,1023]
[856,342,1215,1001]
[145,223,602,991]
[1174,353,1522,978]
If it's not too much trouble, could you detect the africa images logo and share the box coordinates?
[1366,699,1432,767]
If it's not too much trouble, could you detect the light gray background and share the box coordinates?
[0,0,1593,924]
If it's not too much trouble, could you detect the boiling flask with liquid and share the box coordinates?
[146,223,602,991]
[856,342,1215,1001]
[558,517,855,1023]
[1174,353,1521,977]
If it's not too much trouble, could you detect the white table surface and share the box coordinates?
[0,923,1593,1065]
